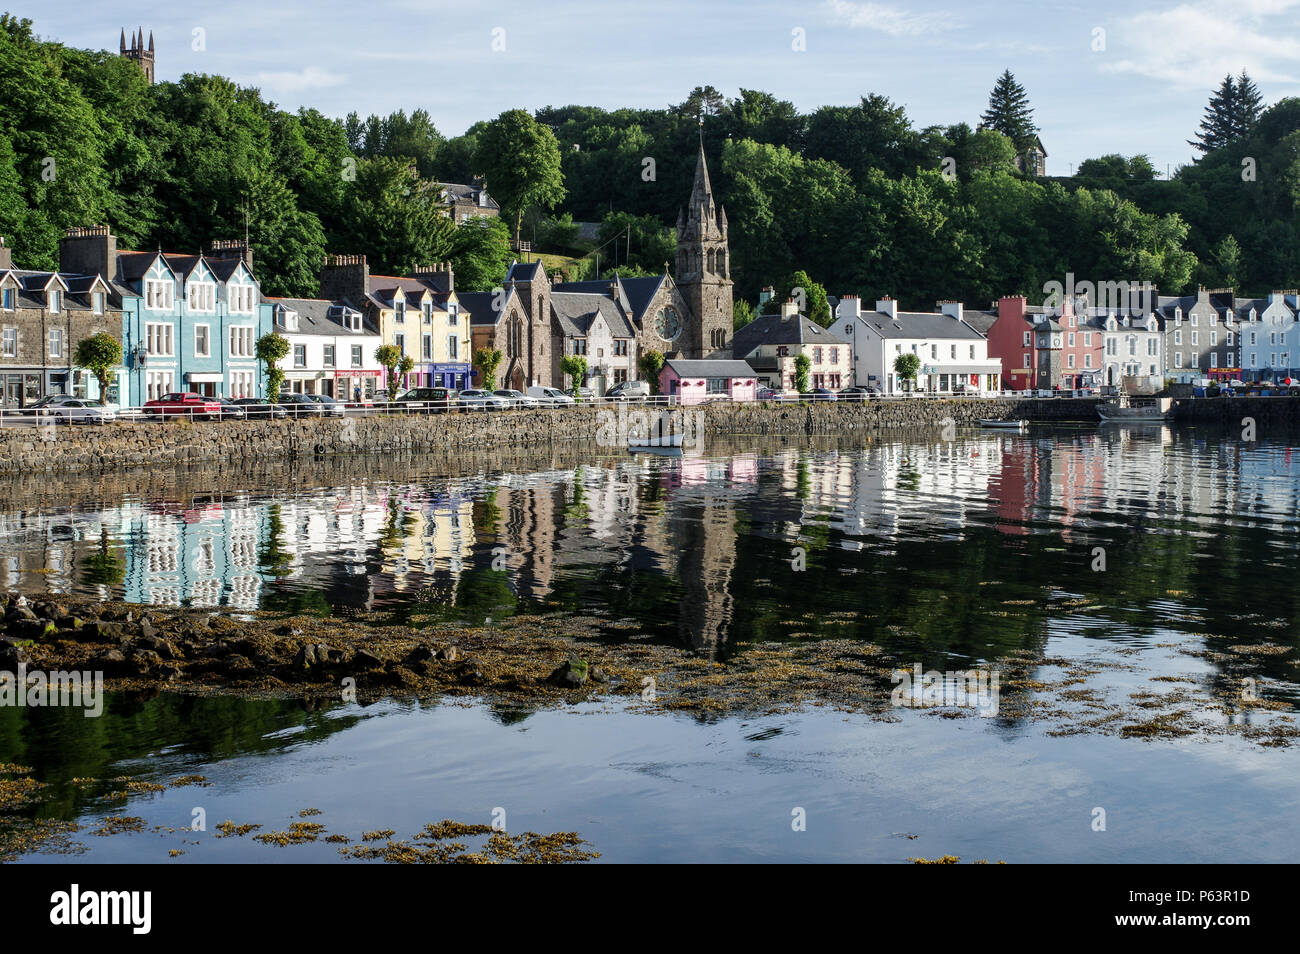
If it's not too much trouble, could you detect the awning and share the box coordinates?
[927,364,1002,375]
[186,372,223,383]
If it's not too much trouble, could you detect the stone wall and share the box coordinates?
[0,398,1104,476]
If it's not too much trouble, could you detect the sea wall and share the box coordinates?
[0,398,1104,475]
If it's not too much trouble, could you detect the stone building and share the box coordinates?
[439,181,499,224]
[0,235,122,407]
[732,299,850,393]
[119,28,155,84]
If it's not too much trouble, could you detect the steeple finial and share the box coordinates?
[120,28,126,53]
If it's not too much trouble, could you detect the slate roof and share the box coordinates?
[504,261,543,283]
[962,310,998,334]
[851,311,985,340]
[550,292,635,338]
[665,359,756,379]
[458,290,508,326]
[440,182,499,212]
[266,297,372,336]
[731,312,847,358]
[0,269,107,311]
[552,275,666,323]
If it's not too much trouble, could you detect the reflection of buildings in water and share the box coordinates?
[826,441,999,545]
[670,499,738,655]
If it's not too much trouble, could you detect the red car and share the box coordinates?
[143,391,224,420]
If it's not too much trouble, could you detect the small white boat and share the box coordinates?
[977,419,1027,429]
[1097,397,1173,422]
[628,432,685,449]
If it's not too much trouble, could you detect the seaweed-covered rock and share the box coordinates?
[547,658,589,688]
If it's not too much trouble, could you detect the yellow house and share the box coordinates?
[367,266,472,390]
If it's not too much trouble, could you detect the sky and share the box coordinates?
[25,0,1300,178]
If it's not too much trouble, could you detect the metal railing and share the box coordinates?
[0,388,1201,428]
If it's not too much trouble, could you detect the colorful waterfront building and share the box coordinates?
[59,228,272,404]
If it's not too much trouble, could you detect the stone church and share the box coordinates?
[459,140,735,393]
[119,28,155,84]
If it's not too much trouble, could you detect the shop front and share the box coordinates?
[428,362,471,390]
[184,371,223,398]
[334,369,382,402]
[0,371,43,408]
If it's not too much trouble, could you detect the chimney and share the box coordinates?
[209,238,254,272]
[780,298,799,318]
[758,286,775,308]
[834,294,861,321]
[998,295,1028,321]
[937,300,963,321]
[59,225,117,279]
[876,297,898,319]
[0,236,10,270]
[319,253,370,304]
[410,261,455,294]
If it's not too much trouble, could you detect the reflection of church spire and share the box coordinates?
[674,500,738,655]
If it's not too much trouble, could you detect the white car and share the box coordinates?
[43,399,117,425]
[456,389,511,410]
[493,389,538,407]
[527,386,575,406]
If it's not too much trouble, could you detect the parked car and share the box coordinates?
[394,387,457,412]
[217,399,247,420]
[604,380,651,402]
[756,387,784,401]
[43,399,117,425]
[143,392,224,420]
[304,394,346,417]
[806,389,839,402]
[275,393,326,417]
[838,386,873,401]
[493,389,537,407]
[231,398,288,419]
[456,389,511,411]
[563,386,597,401]
[527,386,575,405]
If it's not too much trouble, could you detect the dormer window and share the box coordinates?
[93,291,105,315]
[48,289,61,314]
[145,279,174,311]
[284,311,299,332]
[422,302,432,323]
[2,287,14,311]
[229,284,255,314]
[395,300,406,322]
[188,281,215,312]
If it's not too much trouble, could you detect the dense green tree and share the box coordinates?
[1191,73,1265,153]
[980,70,1039,153]
[474,109,565,243]
[449,216,514,291]
[339,157,453,276]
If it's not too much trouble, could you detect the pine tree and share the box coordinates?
[1190,75,1238,153]
[1232,71,1264,140]
[980,70,1038,152]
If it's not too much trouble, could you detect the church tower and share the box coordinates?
[120,27,155,84]
[675,140,733,358]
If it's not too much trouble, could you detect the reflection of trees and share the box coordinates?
[258,503,294,578]
[80,526,124,588]
[0,695,359,820]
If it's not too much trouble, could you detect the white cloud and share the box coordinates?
[252,66,346,95]
[1102,0,1300,87]
[824,0,960,37]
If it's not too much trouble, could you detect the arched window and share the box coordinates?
[717,250,726,277]
[706,249,715,273]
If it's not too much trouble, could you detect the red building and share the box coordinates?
[985,295,1105,391]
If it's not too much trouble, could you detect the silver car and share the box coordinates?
[493,389,537,407]
[43,399,117,425]
[456,389,511,410]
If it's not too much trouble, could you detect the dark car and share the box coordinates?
[394,387,457,413]
[232,398,288,420]
[806,389,838,402]
[217,399,247,420]
[275,393,326,417]
[304,394,346,418]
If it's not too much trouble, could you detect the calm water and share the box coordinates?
[4,424,1300,862]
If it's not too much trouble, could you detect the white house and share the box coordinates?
[268,297,384,400]
[830,296,1001,394]
[1237,291,1300,380]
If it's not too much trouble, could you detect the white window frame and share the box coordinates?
[194,324,211,358]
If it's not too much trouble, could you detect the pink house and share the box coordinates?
[660,359,757,405]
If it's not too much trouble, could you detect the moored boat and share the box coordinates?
[977,418,1027,429]
[1097,397,1173,422]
